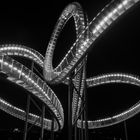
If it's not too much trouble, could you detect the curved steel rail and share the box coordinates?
[43,0,140,129]
[0,44,44,67]
[1,44,140,128]
[77,73,140,129]
[43,2,87,83]
[1,50,140,129]
[0,97,56,130]
[44,0,139,84]
[0,44,83,124]
[0,0,140,130]
[43,2,87,124]
[0,55,64,131]
[0,2,87,125]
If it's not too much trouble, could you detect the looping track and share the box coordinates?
[0,54,64,131]
[44,0,139,84]
[0,0,140,131]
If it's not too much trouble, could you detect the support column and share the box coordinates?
[40,104,45,140]
[74,123,77,140]
[51,118,54,140]
[84,92,89,140]
[124,121,128,140]
[68,73,73,140]
[84,64,88,140]
[81,102,84,140]
[23,94,31,140]
[78,127,81,140]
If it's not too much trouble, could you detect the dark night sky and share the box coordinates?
[0,0,140,139]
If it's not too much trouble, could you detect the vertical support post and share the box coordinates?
[68,73,73,140]
[23,94,31,140]
[84,72,88,140]
[124,121,128,140]
[80,95,84,140]
[78,128,81,140]
[81,103,84,140]
[83,61,88,140]
[40,104,45,140]
[51,117,54,140]
[74,122,77,140]
[84,91,88,140]
[23,61,33,140]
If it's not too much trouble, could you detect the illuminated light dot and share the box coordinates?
[78,49,82,54]
[92,29,97,34]
[99,20,105,27]
[108,12,113,19]
[112,8,118,14]
[122,0,128,6]
[118,4,123,10]
[104,16,108,22]
[96,25,101,31]
[0,48,4,51]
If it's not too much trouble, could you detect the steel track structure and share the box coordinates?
[0,0,140,139]
[0,54,64,131]
[44,0,140,84]
[43,0,140,130]
[1,46,140,130]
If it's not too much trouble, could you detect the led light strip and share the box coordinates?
[0,0,140,130]
[1,50,140,129]
[0,97,56,130]
[0,44,44,67]
[0,1,87,125]
[44,0,139,84]
[43,2,87,124]
[2,46,139,87]
[43,2,87,83]
[0,55,64,131]
[77,73,140,129]
[87,73,140,87]
[0,44,86,125]
[2,45,140,126]
[43,0,140,129]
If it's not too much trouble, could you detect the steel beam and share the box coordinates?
[40,104,45,140]
[23,94,31,140]
[68,73,73,140]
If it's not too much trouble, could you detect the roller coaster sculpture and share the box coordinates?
[0,0,140,139]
